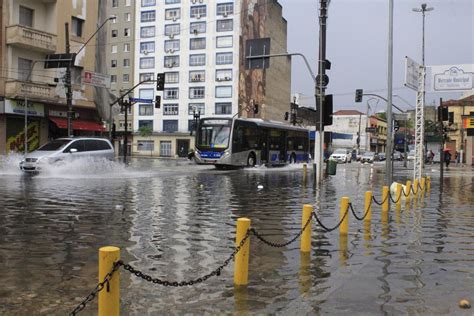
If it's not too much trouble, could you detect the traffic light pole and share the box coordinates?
[65,23,74,137]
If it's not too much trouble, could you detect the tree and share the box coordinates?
[138,126,153,156]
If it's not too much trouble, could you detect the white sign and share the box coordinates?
[83,71,111,88]
[404,56,420,91]
[4,99,44,117]
[430,64,473,92]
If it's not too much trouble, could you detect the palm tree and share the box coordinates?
[138,126,153,156]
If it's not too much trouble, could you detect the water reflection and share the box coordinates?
[0,158,473,314]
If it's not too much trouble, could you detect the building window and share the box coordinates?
[139,120,153,129]
[71,17,84,37]
[141,26,155,38]
[164,40,180,53]
[140,41,155,53]
[164,56,179,68]
[448,112,454,124]
[190,22,206,34]
[123,58,130,67]
[165,72,179,84]
[124,43,130,52]
[217,3,234,16]
[140,57,155,69]
[111,75,117,83]
[216,19,233,32]
[215,102,232,115]
[163,120,178,133]
[141,10,155,22]
[165,0,180,4]
[124,28,130,37]
[164,24,180,36]
[142,0,156,7]
[125,0,131,6]
[139,88,154,100]
[124,13,131,22]
[111,29,118,37]
[189,87,205,99]
[165,8,180,20]
[123,74,130,82]
[112,0,119,7]
[190,37,206,50]
[216,86,232,98]
[188,120,196,132]
[140,72,154,83]
[216,36,233,48]
[111,59,117,68]
[139,104,154,116]
[164,88,179,99]
[216,52,233,65]
[160,141,172,157]
[18,57,32,81]
[111,45,117,53]
[189,70,205,82]
[163,104,179,115]
[190,5,207,18]
[189,54,205,66]
[216,69,232,81]
[137,140,154,151]
[19,6,34,27]
[188,103,205,115]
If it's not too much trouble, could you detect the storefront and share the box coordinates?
[47,107,106,139]
[463,115,474,165]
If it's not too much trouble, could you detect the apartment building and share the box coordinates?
[131,0,290,158]
[107,0,135,149]
[0,0,106,154]
[324,110,369,152]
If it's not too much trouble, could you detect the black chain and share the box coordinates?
[389,189,403,204]
[69,261,122,316]
[312,205,349,232]
[121,229,251,287]
[402,186,410,197]
[348,199,372,221]
[411,184,417,194]
[250,212,313,248]
[372,193,389,206]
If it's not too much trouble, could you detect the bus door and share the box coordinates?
[279,131,287,162]
[260,129,269,163]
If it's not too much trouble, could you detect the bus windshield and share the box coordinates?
[198,120,231,149]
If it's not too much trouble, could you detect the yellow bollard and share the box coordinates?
[405,180,412,204]
[339,234,348,266]
[421,177,426,193]
[396,183,402,210]
[303,163,307,176]
[364,191,372,222]
[427,176,431,191]
[300,204,313,253]
[413,179,419,197]
[382,186,389,223]
[98,246,120,316]
[339,197,350,236]
[234,218,251,286]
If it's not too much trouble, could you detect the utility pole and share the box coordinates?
[385,0,394,186]
[315,0,329,185]
[357,113,362,154]
[122,98,131,164]
[65,23,74,137]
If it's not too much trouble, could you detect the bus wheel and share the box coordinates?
[290,153,297,163]
[247,153,256,167]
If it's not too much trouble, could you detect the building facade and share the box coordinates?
[0,0,106,155]
[324,110,369,152]
[131,0,290,158]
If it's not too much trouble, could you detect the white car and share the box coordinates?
[407,150,416,161]
[19,137,115,172]
[330,148,352,163]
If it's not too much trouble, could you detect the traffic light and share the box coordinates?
[155,95,161,108]
[156,73,165,91]
[394,121,400,132]
[315,94,333,128]
[438,106,448,122]
[284,112,289,121]
[355,89,363,103]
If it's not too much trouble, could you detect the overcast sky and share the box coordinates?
[278,0,474,113]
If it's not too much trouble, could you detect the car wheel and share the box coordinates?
[247,153,256,167]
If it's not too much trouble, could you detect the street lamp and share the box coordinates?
[412,4,434,68]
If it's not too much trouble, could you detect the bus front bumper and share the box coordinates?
[194,150,231,165]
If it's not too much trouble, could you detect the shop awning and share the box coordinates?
[50,117,105,132]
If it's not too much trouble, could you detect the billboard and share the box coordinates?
[83,71,111,88]
[404,56,420,91]
[429,64,473,92]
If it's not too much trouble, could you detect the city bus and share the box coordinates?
[194,117,310,168]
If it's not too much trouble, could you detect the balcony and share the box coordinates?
[5,80,57,102]
[6,24,57,53]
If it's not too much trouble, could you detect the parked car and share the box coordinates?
[407,150,416,161]
[330,148,352,163]
[356,151,365,161]
[19,137,115,172]
[377,152,386,161]
[393,151,403,161]
[360,151,376,163]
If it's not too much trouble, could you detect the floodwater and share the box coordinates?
[0,156,473,315]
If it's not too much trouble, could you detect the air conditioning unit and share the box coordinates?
[169,33,174,39]
[169,49,175,53]
[224,76,230,81]
[193,29,198,35]
[223,12,228,17]
[173,16,177,22]
[216,77,222,82]
[142,49,148,55]
[195,14,201,19]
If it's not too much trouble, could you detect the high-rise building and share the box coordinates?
[132,0,290,158]
[0,0,107,155]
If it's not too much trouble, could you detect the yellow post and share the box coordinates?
[426,176,431,191]
[413,179,419,197]
[339,197,350,236]
[421,177,426,193]
[98,246,120,316]
[405,180,412,205]
[234,218,251,286]
[300,204,313,253]
[396,183,402,210]
[382,186,389,223]
[364,191,372,222]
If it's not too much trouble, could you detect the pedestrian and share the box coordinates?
[445,150,452,168]
[455,151,460,165]
[429,150,435,164]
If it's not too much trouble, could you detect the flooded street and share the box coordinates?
[0,157,473,315]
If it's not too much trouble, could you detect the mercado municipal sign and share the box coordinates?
[430,64,473,92]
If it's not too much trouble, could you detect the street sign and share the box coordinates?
[393,113,408,121]
[83,71,111,88]
[429,64,473,92]
[366,127,377,133]
[404,56,420,91]
[129,97,153,104]
[44,53,76,68]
